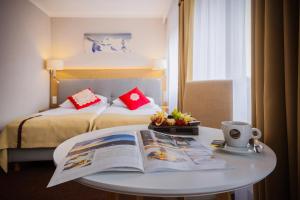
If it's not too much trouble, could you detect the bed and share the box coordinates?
[0,102,108,172]
[0,78,163,172]
[93,104,161,130]
[58,78,163,130]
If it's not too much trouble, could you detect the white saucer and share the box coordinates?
[214,144,254,154]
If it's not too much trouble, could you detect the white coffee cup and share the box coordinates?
[221,121,262,148]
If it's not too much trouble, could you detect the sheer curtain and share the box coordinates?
[193,0,251,122]
[166,1,179,113]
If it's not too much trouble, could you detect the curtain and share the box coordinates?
[166,0,179,113]
[193,0,251,122]
[251,0,299,200]
[178,0,195,111]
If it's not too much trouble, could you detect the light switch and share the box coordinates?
[52,96,57,104]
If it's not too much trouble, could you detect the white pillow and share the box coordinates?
[60,94,108,108]
[138,101,158,109]
[112,97,155,108]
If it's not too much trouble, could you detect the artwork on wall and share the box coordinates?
[84,33,132,54]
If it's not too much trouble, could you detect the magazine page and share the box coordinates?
[139,130,226,172]
[48,131,144,187]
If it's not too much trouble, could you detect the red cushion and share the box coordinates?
[68,89,101,110]
[119,87,150,110]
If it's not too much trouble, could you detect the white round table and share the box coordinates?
[53,125,276,198]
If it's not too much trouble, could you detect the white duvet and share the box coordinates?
[39,102,161,116]
[103,105,161,115]
[40,102,109,116]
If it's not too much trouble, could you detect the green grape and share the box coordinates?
[172,109,184,120]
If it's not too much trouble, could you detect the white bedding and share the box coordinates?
[103,105,161,115]
[39,102,160,116]
[41,102,109,116]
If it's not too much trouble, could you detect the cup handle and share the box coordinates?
[252,128,262,140]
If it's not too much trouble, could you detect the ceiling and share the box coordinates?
[30,0,174,19]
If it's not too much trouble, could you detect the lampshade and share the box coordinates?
[152,58,167,69]
[46,59,64,70]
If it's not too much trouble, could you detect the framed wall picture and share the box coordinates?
[84,33,132,54]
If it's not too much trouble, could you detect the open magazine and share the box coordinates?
[48,130,226,187]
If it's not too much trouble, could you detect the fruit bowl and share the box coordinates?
[148,109,200,135]
[148,124,199,135]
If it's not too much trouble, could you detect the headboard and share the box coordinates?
[50,67,166,108]
[58,78,162,105]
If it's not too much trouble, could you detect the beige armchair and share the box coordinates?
[183,80,233,129]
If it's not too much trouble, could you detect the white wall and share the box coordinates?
[51,18,166,67]
[0,0,51,129]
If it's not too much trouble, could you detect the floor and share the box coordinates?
[0,161,163,200]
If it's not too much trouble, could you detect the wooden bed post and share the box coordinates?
[50,71,58,108]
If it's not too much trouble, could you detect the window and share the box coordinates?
[166,1,179,113]
[193,0,251,122]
